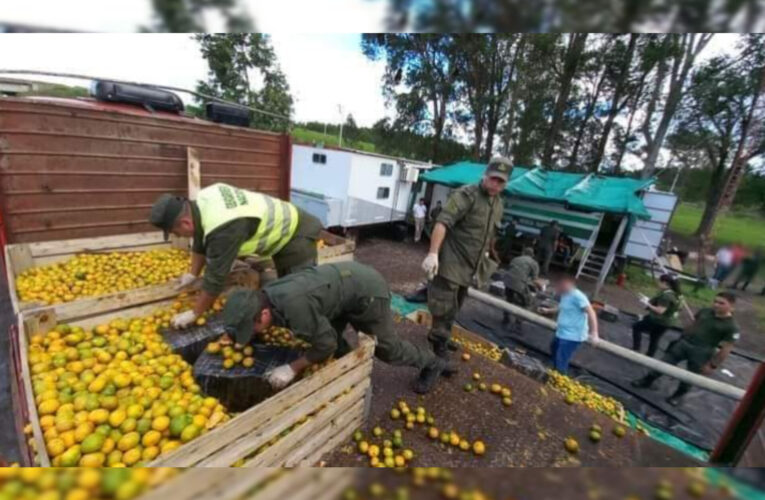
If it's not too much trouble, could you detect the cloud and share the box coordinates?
[270,34,389,127]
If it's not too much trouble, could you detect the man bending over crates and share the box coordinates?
[220,261,457,394]
[149,183,323,329]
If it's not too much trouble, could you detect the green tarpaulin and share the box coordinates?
[421,162,654,219]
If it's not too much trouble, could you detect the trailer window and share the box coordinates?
[380,163,394,176]
[377,187,390,199]
[312,153,327,164]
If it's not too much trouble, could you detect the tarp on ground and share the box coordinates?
[421,162,654,219]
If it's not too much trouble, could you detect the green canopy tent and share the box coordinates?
[420,162,657,296]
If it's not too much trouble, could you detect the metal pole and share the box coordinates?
[467,287,745,400]
[710,362,765,465]
[594,215,628,299]
[0,69,291,121]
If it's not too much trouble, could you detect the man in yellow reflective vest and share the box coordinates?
[149,183,323,329]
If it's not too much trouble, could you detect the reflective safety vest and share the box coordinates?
[196,183,299,258]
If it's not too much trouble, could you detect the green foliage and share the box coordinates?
[194,34,292,132]
[144,0,253,32]
[294,118,471,165]
[22,84,89,98]
[622,264,717,309]
[291,127,376,153]
[670,203,765,249]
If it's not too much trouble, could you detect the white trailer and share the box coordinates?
[290,144,431,229]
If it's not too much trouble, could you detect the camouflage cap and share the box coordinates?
[485,156,512,182]
[149,194,186,241]
[221,289,264,345]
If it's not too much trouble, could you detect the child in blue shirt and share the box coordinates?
[539,273,599,374]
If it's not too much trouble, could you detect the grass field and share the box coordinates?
[622,264,718,309]
[291,127,376,152]
[669,203,765,249]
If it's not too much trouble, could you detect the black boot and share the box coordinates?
[430,338,449,358]
[413,358,446,394]
[429,339,458,377]
[631,376,656,389]
[666,386,689,406]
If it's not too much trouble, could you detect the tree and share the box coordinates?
[344,114,360,142]
[674,36,765,274]
[640,34,713,178]
[144,0,253,32]
[502,35,560,165]
[590,34,638,172]
[362,34,457,161]
[383,0,763,32]
[542,33,588,167]
[194,34,293,132]
[451,34,516,161]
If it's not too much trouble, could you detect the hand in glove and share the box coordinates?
[176,272,198,290]
[171,310,198,329]
[266,364,296,390]
[421,252,439,280]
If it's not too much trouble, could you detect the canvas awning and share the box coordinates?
[421,162,654,219]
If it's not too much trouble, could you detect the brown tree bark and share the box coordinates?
[591,34,638,172]
[541,33,588,167]
[642,34,713,178]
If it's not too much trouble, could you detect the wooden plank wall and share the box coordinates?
[0,98,291,243]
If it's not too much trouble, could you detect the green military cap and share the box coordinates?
[222,289,264,345]
[485,156,513,182]
[149,194,186,241]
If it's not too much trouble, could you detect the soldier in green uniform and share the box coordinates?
[632,291,740,406]
[631,274,682,358]
[421,157,510,360]
[501,247,541,326]
[149,183,323,329]
[537,220,560,277]
[220,262,455,393]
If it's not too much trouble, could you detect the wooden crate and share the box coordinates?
[317,230,355,265]
[4,231,190,318]
[141,468,355,500]
[14,295,375,467]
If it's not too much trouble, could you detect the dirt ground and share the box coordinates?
[662,231,765,359]
[344,468,744,500]
[322,319,695,467]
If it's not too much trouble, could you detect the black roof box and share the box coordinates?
[205,101,251,127]
[91,81,184,113]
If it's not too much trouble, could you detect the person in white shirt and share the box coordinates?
[413,198,428,243]
[713,245,734,286]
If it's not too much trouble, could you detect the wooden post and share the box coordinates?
[594,215,628,298]
[187,147,201,201]
[710,362,765,465]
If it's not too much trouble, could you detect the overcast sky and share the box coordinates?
[0,33,390,127]
[0,29,741,156]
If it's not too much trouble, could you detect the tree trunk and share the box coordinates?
[643,34,712,178]
[431,101,444,162]
[500,37,525,158]
[613,75,645,174]
[591,34,638,172]
[568,69,607,169]
[542,33,588,167]
[695,63,765,240]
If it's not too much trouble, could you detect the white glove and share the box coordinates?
[266,364,296,390]
[422,252,439,280]
[176,273,198,290]
[172,310,198,329]
[638,294,650,306]
[175,273,197,290]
